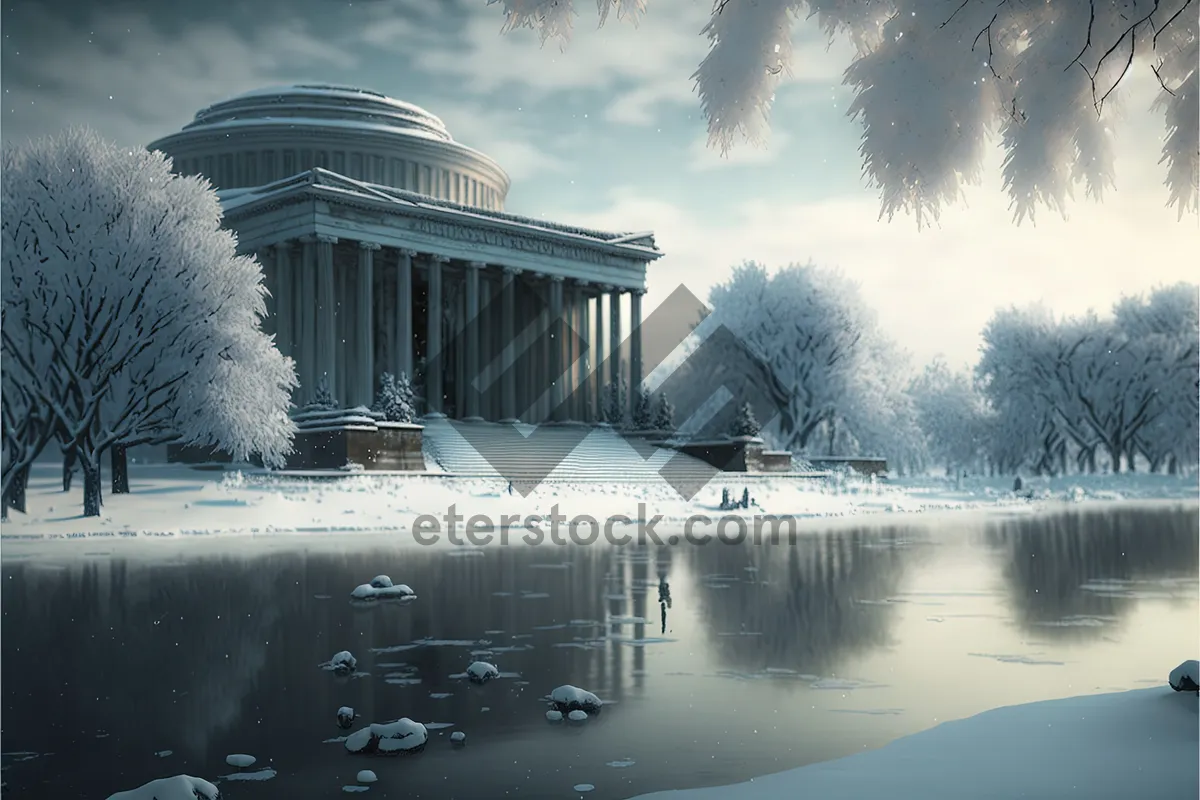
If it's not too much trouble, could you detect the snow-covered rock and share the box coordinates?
[224,753,255,768]
[450,731,466,744]
[324,651,357,675]
[356,770,377,783]
[545,710,564,722]
[1168,660,1199,692]
[568,710,589,722]
[350,576,415,601]
[550,684,603,713]
[467,661,500,683]
[337,706,356,729]
[345,718,429,755]
[106,775,220,800]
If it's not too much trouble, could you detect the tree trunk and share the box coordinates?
[62,448,77,492]
[4,464,29,515]
[1168,456,1179,476]
[1108,439,1123,473]
[1086,448,1097,474]
[111,445,130,495]
[81,454,103,517]
[1125,443,1137,473]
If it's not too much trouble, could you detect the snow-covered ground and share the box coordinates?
[1,463,1195,546]
[629,686,1198,800]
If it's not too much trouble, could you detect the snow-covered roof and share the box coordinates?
[183,84,453,143]
[220,168,662,256]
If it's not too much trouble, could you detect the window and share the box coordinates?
[282,150,296,177]
[372,156,385,183]
[246,152,258,185]
[219,154,234,185]
[333,151,345,175]
[350,153,363,180]
[262,150,276,182]
[315,151,328,169]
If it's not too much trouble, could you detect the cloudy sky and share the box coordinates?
[3,0,1196,370]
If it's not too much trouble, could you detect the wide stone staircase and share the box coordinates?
[420,417,720,487]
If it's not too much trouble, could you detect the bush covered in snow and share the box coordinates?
[344,718,429,755]
[373,372,417,423]
[337,706,357,729]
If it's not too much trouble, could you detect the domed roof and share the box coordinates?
[183,84,455,143]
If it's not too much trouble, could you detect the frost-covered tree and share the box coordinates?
[631,388,654,430]
[373,371,417,423]
[652,393,676,432]
[303,375,338,412]
[1,128,297,517]
[730,401,761,438]
[707,261,872,451]
[976,287,1199,475]
[494,0,1199,225]
[910,358,988,475]
[602,376,628,426]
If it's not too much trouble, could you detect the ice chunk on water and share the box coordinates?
[106,775,219,800]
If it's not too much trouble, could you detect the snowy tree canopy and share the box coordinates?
[706,261,876,452]
[976,284,1199,474]
[1,128,297,515]
[909,357,988,472]
[492,0,1199,225]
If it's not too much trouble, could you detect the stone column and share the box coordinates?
[299,237,318,401]
[630,287,644,422]
[549,275,565,422]
[580,285,592,422]
[335,247,350,406]
[273,242,293,362]
[257,249,276,339]
[316,234,338,403]
[609,286,623,423]
[357,241,379,407]
[464,261,483,420]
[396,248,415,379]
[500,267,520,421]
[593,292,605,423]
[425,254,447,415]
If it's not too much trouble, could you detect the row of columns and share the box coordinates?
[261,236,646,423]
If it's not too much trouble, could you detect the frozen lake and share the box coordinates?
[2,502,1196,799]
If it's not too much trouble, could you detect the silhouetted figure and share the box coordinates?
[658,577,672,634]
[1012,476,1023,493]
[741,488,750,509]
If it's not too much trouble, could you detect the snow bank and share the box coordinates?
[224,754,254,768]
[627,688,1198,800]
[106,775,220,800]
[345,718,429,754]
[2,463,1195,546]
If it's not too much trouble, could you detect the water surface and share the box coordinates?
[2,503,1197,798]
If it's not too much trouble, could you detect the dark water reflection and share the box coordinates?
[2,504,1196,799]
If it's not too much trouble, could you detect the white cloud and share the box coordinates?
[564,74,1200,372]
[357,0,849,127]
[2,7,358,146]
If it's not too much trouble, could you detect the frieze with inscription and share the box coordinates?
[402,216,640,270]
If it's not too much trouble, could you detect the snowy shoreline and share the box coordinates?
[627,686,1198,800]
[1,463,1195,558]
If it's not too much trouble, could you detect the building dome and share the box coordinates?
[148,84,511,210]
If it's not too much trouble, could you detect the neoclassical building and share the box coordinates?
[148,84,660,423]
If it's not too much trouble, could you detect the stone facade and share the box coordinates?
[148,86,661,427]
